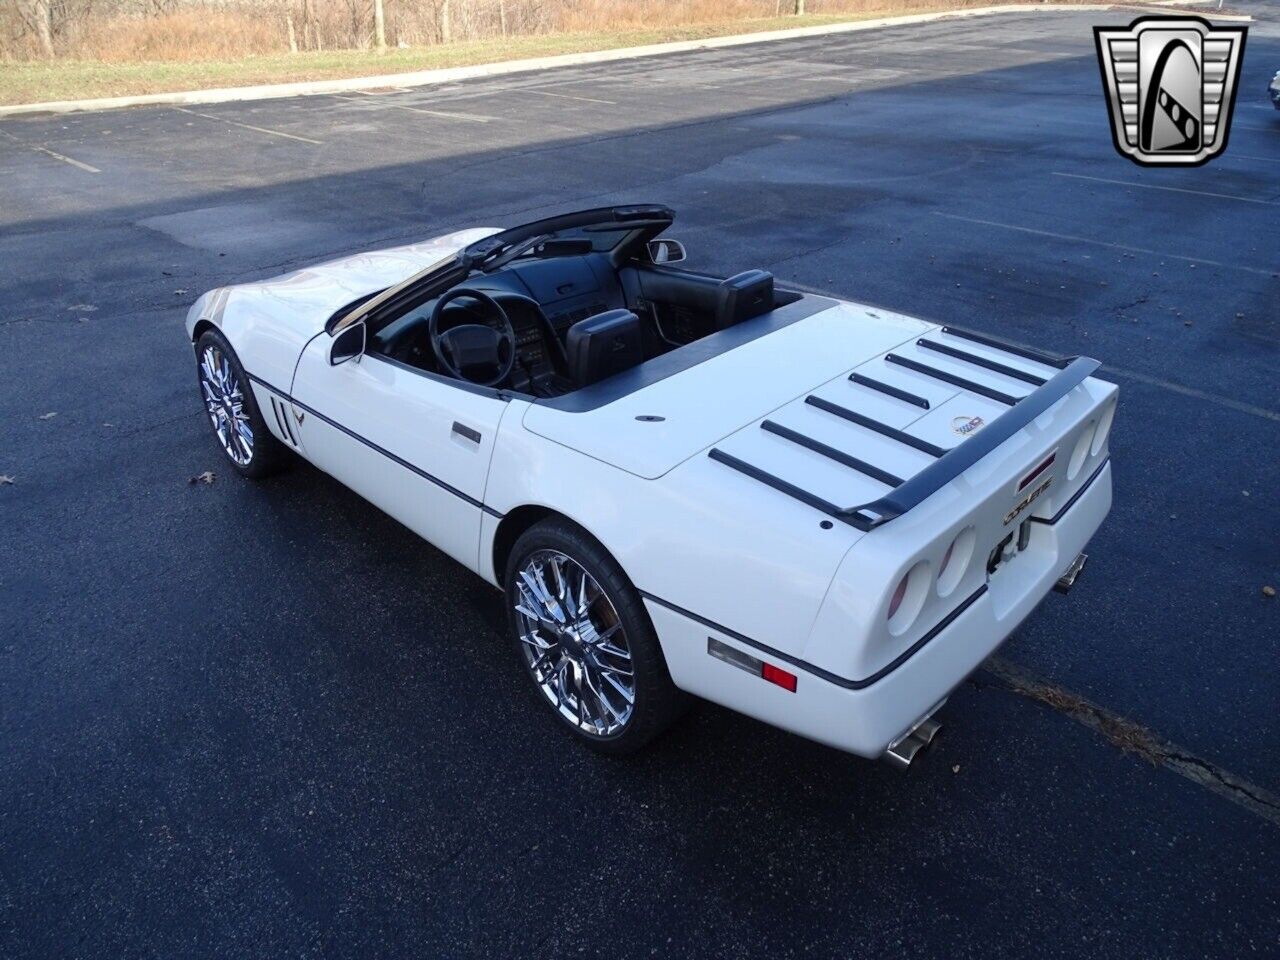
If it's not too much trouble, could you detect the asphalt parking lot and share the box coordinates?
[2,4,1278,957]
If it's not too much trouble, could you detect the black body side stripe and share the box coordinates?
[641,456,1111,689]
[641,585,988,690]
[1029,456,1110,526]
[245,372,505,519]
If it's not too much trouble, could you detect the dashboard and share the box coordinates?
[371,253,626,396]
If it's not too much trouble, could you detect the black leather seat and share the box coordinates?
[715,270,774,331]
[565,309,644,387]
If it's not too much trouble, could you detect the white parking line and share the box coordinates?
[331,94,496,122]
[1051,171,1278,207]
[172,106,322,144]
[1223,153,1280,165]
[524,89,617,105]
[0,128,100,173]
[931,212,1276,278]
[1104,365,1280,424]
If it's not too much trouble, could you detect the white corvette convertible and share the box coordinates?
[186,205,1115,765]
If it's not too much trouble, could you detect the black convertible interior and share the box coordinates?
[353,205,802,398]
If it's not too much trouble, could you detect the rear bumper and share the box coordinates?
[649,460,1111,759]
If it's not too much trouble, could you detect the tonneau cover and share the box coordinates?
[521,299,933,479]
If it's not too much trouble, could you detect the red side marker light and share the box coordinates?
[707,637,798,692]
[761,662,798,692]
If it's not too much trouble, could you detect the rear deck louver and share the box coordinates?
[708,326,1098,532]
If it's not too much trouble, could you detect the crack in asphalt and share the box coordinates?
[978,656,1280,827]
[1107,290,1150,316]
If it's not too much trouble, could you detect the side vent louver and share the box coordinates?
[269,396,298,446]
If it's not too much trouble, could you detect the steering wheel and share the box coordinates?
[428,287,518,387]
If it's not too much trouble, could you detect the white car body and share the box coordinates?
[186,215,1115,762]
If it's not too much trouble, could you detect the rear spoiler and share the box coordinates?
[709,326,1101,532]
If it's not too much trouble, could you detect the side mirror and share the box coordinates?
[647,239,687,265]
[330,322,366,366]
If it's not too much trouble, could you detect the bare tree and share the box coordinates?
[793,0,805,15]
[302,0,322,51]
[33,0,54,57]
[439,0,451,44]
[373,0,386,52]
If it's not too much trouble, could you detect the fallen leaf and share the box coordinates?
[0,475,14,485]
[174,289,189,295]
[952,764,960,774]
[36,412,57,421]
[188,471,216,486]
[66,304,97,312]
[1264,586,1276,599]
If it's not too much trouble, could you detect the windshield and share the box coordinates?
[335,205,673,332]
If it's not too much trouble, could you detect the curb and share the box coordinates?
[0,3,1251,118]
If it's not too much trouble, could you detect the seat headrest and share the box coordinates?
[716,270,774,330]
[565,309,644,388]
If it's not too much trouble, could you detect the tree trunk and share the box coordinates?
[33,0,54,58]
[793,0,805,15]
[499,0,507,37]
[439,0,451,44]
[286,11,299,53]
[304,0,322,51]
[373,0,387,52]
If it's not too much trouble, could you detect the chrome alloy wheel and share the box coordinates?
[514,550,636,737]
[199,344,253,466]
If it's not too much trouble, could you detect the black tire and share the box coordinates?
[194,328,291,480]
[504,517,688,755]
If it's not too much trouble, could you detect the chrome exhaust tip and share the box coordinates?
[883,734,927,770]
[912,717,942,746]
[883,717,943,770]
[1054,553,1088,594]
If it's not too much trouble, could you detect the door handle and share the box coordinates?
[452,422,481,444]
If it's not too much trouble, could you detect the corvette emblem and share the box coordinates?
[952,415,985,436]
[1004,477,1054,526]
[1094,16,1247,167]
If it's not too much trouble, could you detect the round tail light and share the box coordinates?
[937,527,976,597]
[1091,401,1116,456]
[888,574,909,621]
[887,560,931,635]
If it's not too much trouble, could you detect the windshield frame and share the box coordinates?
[330,204,674,335]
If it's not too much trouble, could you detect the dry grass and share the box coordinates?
[65,12,283,63]
[0,7,955,105]
[0,1,1159,106]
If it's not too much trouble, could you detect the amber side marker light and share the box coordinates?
[707,637,797,692]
